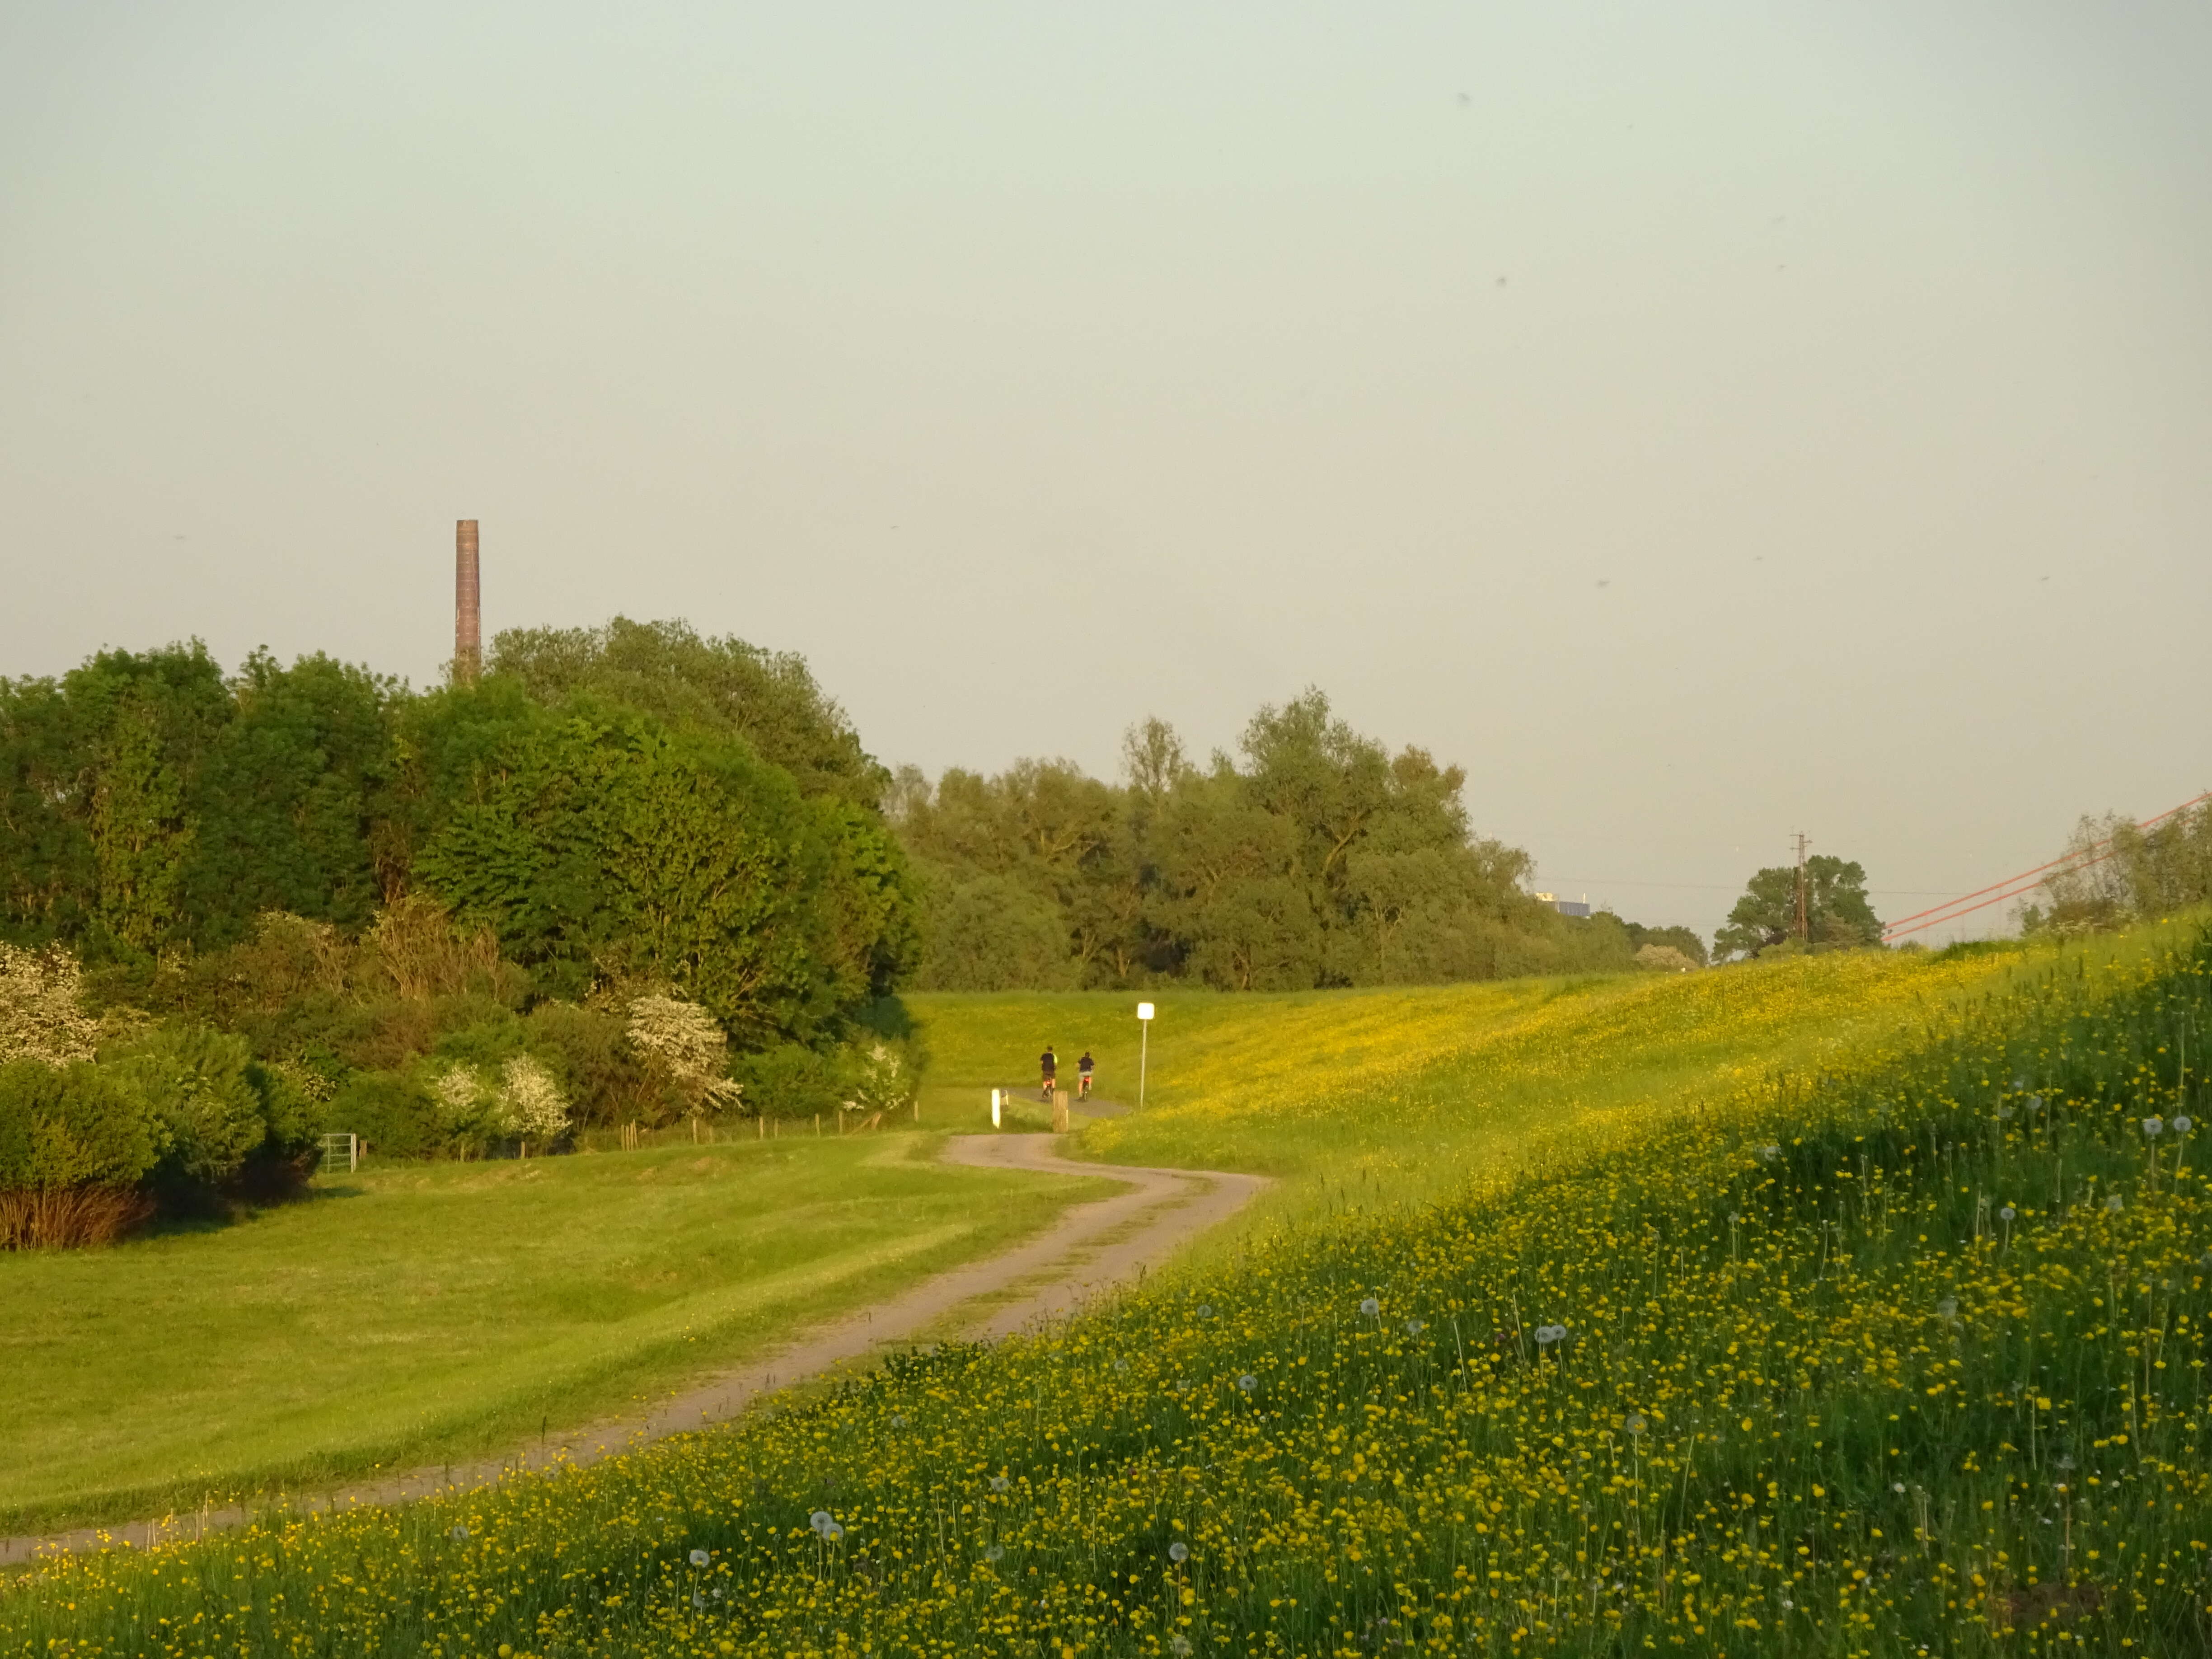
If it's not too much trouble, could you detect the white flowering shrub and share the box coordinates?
[0,943,101,1066]
[429,1064,503,1153]
[625,994,743,1118]
[496,1054,570,1142]
[842,1040,917,1118]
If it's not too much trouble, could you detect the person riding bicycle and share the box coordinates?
[1039,1045,1058,1101]
[1077,1050,1095,1099]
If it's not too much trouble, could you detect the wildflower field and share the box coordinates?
[9,924,2212,1656]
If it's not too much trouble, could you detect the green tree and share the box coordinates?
[487,617,887,806]
[179,651,396,946]
[412,697,857,1045]
[910,868,1077,991]
[1714,855,1884,961]
[65,645,231,958]
[0,676,97,944]
[1186,875,1321,991]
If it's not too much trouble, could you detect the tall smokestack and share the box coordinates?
[455,519,481,684]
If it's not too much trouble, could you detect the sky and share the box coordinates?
[3,2,2207,947]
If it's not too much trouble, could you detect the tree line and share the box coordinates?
[0,619,915,1040]
[889,690,1706,991]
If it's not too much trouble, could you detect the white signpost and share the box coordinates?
[1136,1002,1155,1110]
[990,1087,1002,1129]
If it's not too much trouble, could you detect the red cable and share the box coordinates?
[1883,844,2129,941]
[1879,790,2211,933]
[1881,792,2209,941]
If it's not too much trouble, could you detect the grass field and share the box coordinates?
[0,1131,1109,1537]
[12,929,2212,1656]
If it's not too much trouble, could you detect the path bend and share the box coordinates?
[2,1133,1265,1567]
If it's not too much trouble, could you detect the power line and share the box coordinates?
[1882,790,2212,942]
[1546,878,1969,895]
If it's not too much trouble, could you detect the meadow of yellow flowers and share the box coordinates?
[6,924,2209,1656]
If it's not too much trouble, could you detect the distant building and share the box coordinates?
[1534,892,1593,919]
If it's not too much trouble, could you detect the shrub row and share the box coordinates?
[0,1024,320,1247]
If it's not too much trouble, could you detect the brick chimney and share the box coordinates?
[455,519,481,684]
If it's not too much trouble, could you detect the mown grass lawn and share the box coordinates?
[0,1131,1105,1536]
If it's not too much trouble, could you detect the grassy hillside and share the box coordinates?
[22,931,2206,1657]
[0,1132,1108,1536]
[908,953,2027,1202]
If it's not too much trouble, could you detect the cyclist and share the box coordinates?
[1039,1045,1058,1101]
[1077,1050,1095,1099]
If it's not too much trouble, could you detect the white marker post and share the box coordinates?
[990,1087,1002,1129]
[1136,1002,1155,1110]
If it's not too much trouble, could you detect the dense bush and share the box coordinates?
[0,1059,159,1193]
[731,1043,845,1120]
[525,1000,668,1127]
[0,1022,322,1246]
[324,1069,441,1161]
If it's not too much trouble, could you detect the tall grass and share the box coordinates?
[0,1186,151,1250]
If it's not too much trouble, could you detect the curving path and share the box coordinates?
[2,1133,1265,1567]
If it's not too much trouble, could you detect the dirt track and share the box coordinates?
[1,1132,1265,1567]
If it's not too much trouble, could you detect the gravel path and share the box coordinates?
[2,1133,1264,1567]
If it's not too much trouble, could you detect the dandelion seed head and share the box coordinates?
[1404,1317,1426,1335]
[689,1547,710,1567]
[2144,1115,2165,1137]
[2175,1114,2194,1134]
[2000,1206,2016,1221]
[450,1524,468,1542]
[1168,1542,1190,1563]
[810,1511,834,1533]
[989,1475,1010,1493]
[1936,1297,1959,1320]
[1624,1413,1646,1434]
[1237,1373,1257,1392]
[985,1545,1004,1562]
[1359,1297,1380,1317]
[2106,1194,2125,1212]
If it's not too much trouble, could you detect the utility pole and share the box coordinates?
[1792,832,1810,944]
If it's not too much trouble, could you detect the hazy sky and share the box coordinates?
[4,3,2207,946]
